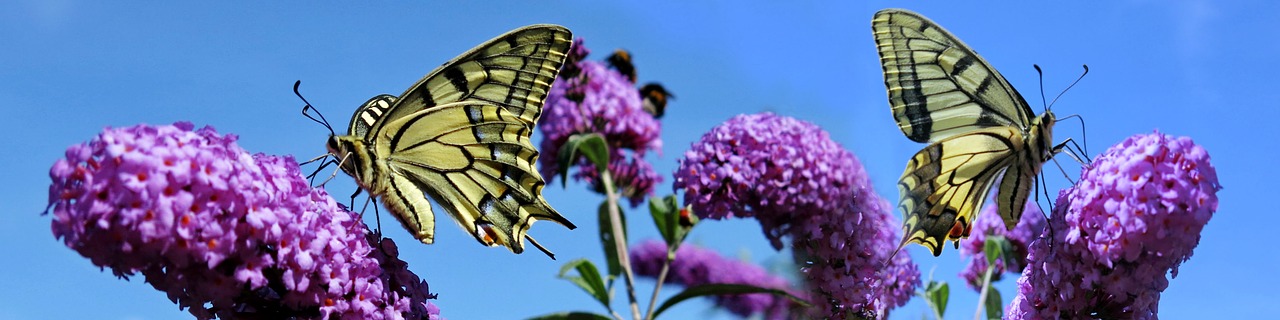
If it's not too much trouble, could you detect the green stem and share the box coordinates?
[973,264,997,320]
[601,171,642,320]
[642,253,673,320]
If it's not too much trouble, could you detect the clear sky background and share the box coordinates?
[2,1,1272,319]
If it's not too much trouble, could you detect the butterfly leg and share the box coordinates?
[1052,138,1090,166]
[369,197,383,240]
[1056,138,1092,164]
[1048,157,1078,185]
[314,152,351,187]
[348,187,363,216]
[1035,171,1057,248]
[304,157,338,186]
[357,196,394,256]
[1057,114,1092,160]
[299,153,330,166]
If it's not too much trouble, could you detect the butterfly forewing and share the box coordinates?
[348,95,398,139]
[875,9,1058,256]
[873,9,1034,143]
[372,24,572,137]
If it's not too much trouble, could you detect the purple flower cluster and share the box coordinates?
[1007,132,1220,320]
[957,200,1046,290]
[46,122,441,319]
[673,113,851,244]
[538,38,663,206]
[631,240,796,320]
[672,113,920,318]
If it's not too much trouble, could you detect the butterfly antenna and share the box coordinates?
[1034,64,1048,112]
[1047,65,1089,110]
[295,80,335,136]
[526,235,557,260]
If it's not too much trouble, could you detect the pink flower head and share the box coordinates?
[47,122,442,319]
[538,38,663,206]
[1008,132,1220,320]
[673,113,920,318]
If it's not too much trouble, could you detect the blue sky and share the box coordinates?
[2,1,1273,319]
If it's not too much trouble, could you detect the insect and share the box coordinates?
[320,25,577,258]
[605,49,674,119]
[606,49,638,83]
[640,83,673,119]
[874,9,1072,256]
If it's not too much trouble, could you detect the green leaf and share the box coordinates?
[598,200,627,278]
[652,284,809,319]
[999,236,1019,264]
[526,311,614,320]
[556,133,610,188]
[983,235,1020,273]
[924,280,949,318]
[983,287,1003,320]
[649,195,698,257]
[983,235,1005,266]
[648,195,676,246]
[557,259,611,308]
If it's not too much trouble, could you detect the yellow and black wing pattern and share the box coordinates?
[874,9,1057,256]
[328,24,575,258]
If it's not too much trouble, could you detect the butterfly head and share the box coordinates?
[326,135,362,177]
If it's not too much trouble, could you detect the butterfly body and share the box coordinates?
[874,9,1061,256]
[326,25,576,256]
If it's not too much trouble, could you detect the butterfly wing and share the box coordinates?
[875,9,1053,256]
[373,102,574,254]
[897,126,1026,256]
[353,24,572,139]
[873,9,1034,143]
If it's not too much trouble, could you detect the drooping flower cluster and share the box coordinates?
[46,122,441,319]
[673,113,920,318]
[631,240,796,320]
[538,38,663,206]
[957,200,1046,290]
[1007,132,1220,320]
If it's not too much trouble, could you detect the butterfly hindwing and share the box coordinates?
[897,126,1024,256]
[375,102,572,253]
[873,9,1034,143]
